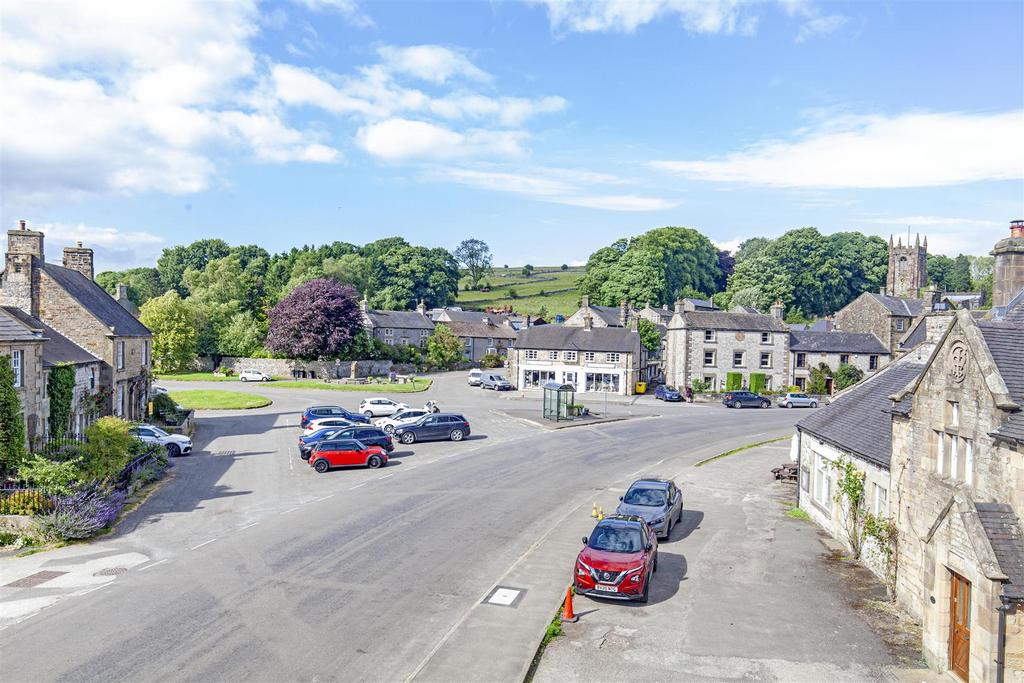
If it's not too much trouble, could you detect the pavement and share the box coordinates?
[0,373,811,681]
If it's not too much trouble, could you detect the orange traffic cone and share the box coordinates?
[561,585,579,623]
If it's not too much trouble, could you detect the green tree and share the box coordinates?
[927,254,955,291]
[560,264,569,271]
[157,239,231,295]
[734,237,771,263]
[0,359,26,475]
[637,318,662,352]
[834,363,865,391]
[47,364,76,437]
[807,362,832,395]
[454,238,493,290]
[426,324,464,369]
[218,312,268,358]
[140,292,199,373]
[521,264,534,277]
[81,417,134,481]
[95,267,164,307]
[949,254,972,292]
[183,255,252,354]
[367,242,460,310]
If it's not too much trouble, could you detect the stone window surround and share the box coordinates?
[760,331,772,344]
[584,352,595,363]
[525,350,538,360]
[704,330,716,343]
[116,341,125,370]
[703,350,716,366]
[383,328,393,337]
[869,355,879,370]
[895,318,906,332]
[840,354,850,365]
[548,350,558,360]
[733,351,745,368]
[11,349,23,387]
[759,352,772,369]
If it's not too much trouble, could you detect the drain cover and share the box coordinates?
[94,567,128,576]
[4,570,67,588]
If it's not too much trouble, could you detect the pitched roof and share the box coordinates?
[898,317,928,350]
[867,293,926,317]
[1,306,100,365]
[978,322,1024,444]
[41,263,151,336]
[788,318,834,332]
[797,361,926,469]
[677,310,788,332]
[365,309,435,330]
[442,320,516,340]
[0,308,42,342]
[975,503,1024,601]
[588,305,626,326]
[790,331,889,354]
[513,325,641,354]
[731,305,761,315]
[434,308,512,325]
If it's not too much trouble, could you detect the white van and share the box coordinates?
[467,369,483,386]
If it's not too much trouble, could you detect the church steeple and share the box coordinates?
[886,230,929,299]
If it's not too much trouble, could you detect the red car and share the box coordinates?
[574,515,658,603]
[308,438,388,473]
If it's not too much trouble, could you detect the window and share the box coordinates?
[584,352,595,363]
[383,328,393,337]
[895,319,906,332]
[525,350,538,360]
[704,330,716,342]
[385,338,394,346]
[869,355,879,370]
[703,375,715,391]
[563,371,577,387]
[840,354,850,365]
[117,384,125,417]
[585,372,620,393]
[948,401,960,427]
[143,340,150,367]
[796,352,807,369]
[761,331,772,344]
[935,430,946,475]
[548,351,558,360]
[605,352,620,363]
[813,453,831,507]
[116,341,125,370]
[760,352,772,369]
[90,368,96,390]
[465,338,473,351]
[963,438,974,485]
[703,350,715,366]
[420,329,429,337]
[733,351,744,367]
[563,351,577,362]
[950,434,959,478]
[419,338,427,348]
[487,338,494,348]
[11,350,23,388]
[873,483,888,515]
[794,377,806,391]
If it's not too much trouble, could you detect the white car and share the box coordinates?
[467,369,482,386]
[374,409,430,434]
[151,385,169,396]
[303,417,356,435]
[359,397,409,418]
[129,424,193,456]
[239,368,271,382]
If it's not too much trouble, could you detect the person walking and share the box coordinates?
[685,386,694,403]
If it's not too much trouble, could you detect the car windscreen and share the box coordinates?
[623,487,667,507]
[587,526,645,553]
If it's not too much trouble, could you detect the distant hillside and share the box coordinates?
[455,266,583,317]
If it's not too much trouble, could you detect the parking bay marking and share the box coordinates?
[280,507,300,515]
[137,559,168,572]
[189,539,216,551]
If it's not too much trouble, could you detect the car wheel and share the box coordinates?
[263,377,270,382]
[732,400,742,409]
[638,575,650,603]
[401,432,416,444]
[450,429,464,442]
[314,459,330,473]
[166,443,181,457]
[785,402,793,408]
[240,376,247,382]
[383,424,395,434]
[810,401,818,408]
[363,410,373,418]
[367,455,384,469]
[761,400,770,409]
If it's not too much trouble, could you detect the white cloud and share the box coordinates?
[290,0,375,28]
[713,238,743,253]
[652,110,1024,188]
[795,13,848,42]
[377,45,491,84]
[550,195,677,211]
[357,119,528,161]
[529,0,755,35]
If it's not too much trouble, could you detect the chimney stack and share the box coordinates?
[580,294,590,310]
[674,299,684,314]
[62,242,94,280]
[416,299,426,315]
[116,283,129,300]
[1011,219,1024,239]
[7,219,45,260]
[770,299,785,320]
[619,299,628,326]
[583,313,593,331]
[360,295,369,313]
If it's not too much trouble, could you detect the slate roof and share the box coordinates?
[797,361,926,469]
[790,331,888,355]
[443,320,517,340]
[1,307,101,367]
[588,305,627,326]
[513,325,641,354]
[679,310,788,332]
[731,305,761,315]
[788,318,834,332]
[868,293,926,317]
[434,308,512,325]
[41,263,151,336]
[979,322,1024,444]
[365,309,435,330]
[0,308,42,342]
[975,503,1024,601]
[682,298,717,311]
[898,317,928,350]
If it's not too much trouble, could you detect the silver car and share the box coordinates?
[614,478,683,540]
[776,392,818,408]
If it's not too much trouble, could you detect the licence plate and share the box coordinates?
[594,584,618,592]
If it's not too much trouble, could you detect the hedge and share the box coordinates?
[749,372,766,394]
[725,372,743,391]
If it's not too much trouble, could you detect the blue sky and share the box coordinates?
[1,0,1022,273]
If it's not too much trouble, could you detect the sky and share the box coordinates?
[1,0,1022,273]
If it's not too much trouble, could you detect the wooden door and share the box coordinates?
[950,571,971,681]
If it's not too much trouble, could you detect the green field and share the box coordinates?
[455,266,583,318]
[169,390,272,410]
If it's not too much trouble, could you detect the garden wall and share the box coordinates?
[195,356,416,379]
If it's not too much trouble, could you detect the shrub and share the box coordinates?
[215,366,235,376]
[480,353,504,369]
[835,363,864,391]
[725,372,743,391]
[0,358,26,476]
[47,365,76,438]
[508,288,518,299]
[80,417,134,481]
[749,373,766,394]
[17,454,82,496]
[34,484,127,541]
[690,378,711,393]
[127,459,168,497]
[0,490,54,515]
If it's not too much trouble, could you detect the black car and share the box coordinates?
[722,391,772,408]
[393,413,471,444]
[300,405,370,429]
[299,425,394,459]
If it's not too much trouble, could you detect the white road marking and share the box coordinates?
[238,522,259,530]
[404,465,418,471]
[280,507,300,515]
[378,473,394,479]
[189,538,216,550]
[137,559,168,572]
[349,482,367,489]
[314,494,334,502]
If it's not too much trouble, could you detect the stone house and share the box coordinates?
[442,318,517,363]
[0,221,152,421]
[789,330,891,393]
[0,308,47,447]
[432,307,512,327]
[563,296,638,328]
[637,298,716,327]
[360,298,434,348]
[834,291,927,355]
[664,301,790,392]
[507,315,645,395]
[887,308,1024,683]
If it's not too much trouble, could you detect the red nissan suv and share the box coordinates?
[308,438,388,473]
[574,515,658,603]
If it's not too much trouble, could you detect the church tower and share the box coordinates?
[886,233,928,299]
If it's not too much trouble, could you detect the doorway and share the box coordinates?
[949,571,971,681]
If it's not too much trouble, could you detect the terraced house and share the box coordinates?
[0,221,152,422]
[360,298,434,348]
[789,330,891,392]
[0,307,46,444]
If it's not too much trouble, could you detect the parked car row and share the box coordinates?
[467,369,512,390]
[721,390,820,409]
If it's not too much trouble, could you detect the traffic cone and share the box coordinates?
[591,503,598,518]
[597,505,604,520]
[560,585,579,623]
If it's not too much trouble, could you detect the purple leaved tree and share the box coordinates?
[266,279,364,360]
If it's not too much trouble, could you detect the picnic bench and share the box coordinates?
[771,462,799,482]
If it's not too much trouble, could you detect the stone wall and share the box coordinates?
[992,236,1024,308]
[1,339,47,444]
[197,356,414,379]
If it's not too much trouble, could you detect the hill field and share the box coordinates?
[455,266,583,318]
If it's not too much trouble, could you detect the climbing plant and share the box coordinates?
[0,358,26,476]
[47,364,76,438]
[864,513,899,601]
[832,456,867,559]
[807,362,832,395]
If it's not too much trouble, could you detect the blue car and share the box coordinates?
[298,425,394,459]
[300,405,370,429]
[654,385,682,402]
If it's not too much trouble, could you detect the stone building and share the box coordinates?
[992,220,1024,309]
[887,233,929,298]
[0,221,151,420]
[636,298,716,327]
[507,314,645,395]
[789,330,890,392]
[834,291,927,354]
[442,318,517,363]
[360,298,434,348]
[0,308,47,446]
[887,308,1024,683]
[563,296,638,328]
[664,301,790,392]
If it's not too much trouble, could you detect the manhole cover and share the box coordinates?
[4,570,67,588]
[482,586,526,608]
[94,567,128,576]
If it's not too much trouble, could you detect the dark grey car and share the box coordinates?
[614,478,683,540]
[722,390,772,408]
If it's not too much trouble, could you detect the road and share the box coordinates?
[0,374,803,681]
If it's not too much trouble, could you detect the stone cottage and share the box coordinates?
[789,330,891,393]
[360,298,435,348]
[0,308,47,446]
[834,291,927,355]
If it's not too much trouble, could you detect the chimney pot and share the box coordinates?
[1011,219,1024,238]
[18,219,26,230]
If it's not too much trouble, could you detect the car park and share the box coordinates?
[308,438,388,473]
[776,392,818,408]
[574,515,658,603]
[299,425,393,459]
[358,397,409,418]
[467,369,483,386]
[722,390,772,409]
[300,406,370,428]
[480,372,512,390]
[654,385,682,402]
[303,417,356,435]
[393,413,471,444]
[129,424,194,456]
[239,368,271,382]
[375,409,430,434]
[615,478,683,540]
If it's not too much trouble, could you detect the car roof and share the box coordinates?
[628,479,671,489]
[596,514,646,527]
[307,405,343,411]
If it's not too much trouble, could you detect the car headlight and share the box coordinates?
[630,575,641,583]
[650,517,665,526]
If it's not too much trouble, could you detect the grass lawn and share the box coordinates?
[169,390,272,410]
[155,372,246,382]
[455,266,583,317]
[273,378,432,393]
